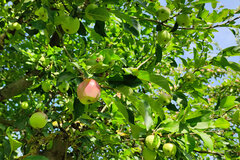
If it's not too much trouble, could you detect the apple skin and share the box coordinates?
[21,101,29,109]
[142,146,157,160]
[183,72,195,82]
[176,14,191,26]
[35,7,48,22]
[157,30,171,45]
[158,92,171,106]
[145,135,161,150]
[29,112,48,129]
[58,81,70,93]
[163,143,177,157]
[85,4,98,20]
[156,7,171,21]
[61,16,80,34]
[42,80,52,92]
[77,79,101,105]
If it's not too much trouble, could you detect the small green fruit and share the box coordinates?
[163,143,177,157]
[158,92,171,106]
[142,146,157,160]
[176,14,191,26]
[77,79,101,105]
[42,80,52,92]
[85,4,98,20]
[157,30,171,45]
[61,16,80,34]
[183,72,195,82]
[29,112,48,129]
[35,7,48,22]
[145,135,161,150]
[156,7,170,21]
[58,81,70,93]
[21,101,29,109]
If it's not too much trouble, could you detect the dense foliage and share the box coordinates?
[0,0,240,159]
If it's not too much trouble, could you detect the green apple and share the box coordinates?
[42,80,52,92]
[158,92,171,106]
[232,110,240,125]
[176,14,191,26]
[156,7,171,21]
[58,81,70,93]
[29,112,48,129]
[142,146,157,160]
[157,30,171,45]
[145,135,161,150]
[163,143,177,157]
[77,79,101,104]
[183,72,195,82]
[9,22,21,30]
[85,4,98,20]
[61,16,80,34]
[21,101,29,109]
[35,7,48,22]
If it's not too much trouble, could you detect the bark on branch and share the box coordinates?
[0,70,41,102]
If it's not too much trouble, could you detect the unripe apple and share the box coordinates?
[42,80,52,92]
[183,72,195,82]
[29,112,48,129]
[176,14,191,26]
[142,146,157,160]
[145,134,161,150]
[85,4,98,20]
[77,79,101,105]
[61,16,80,34]
[157,30,171,45]
[163,143,177,157]
[58,81,70,93]
[21,101,29,109]
[158,92,171,106]
[35,7,48,22]
[156,7,171,21]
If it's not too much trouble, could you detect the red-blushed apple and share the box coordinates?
[29,112,48,129]
[77,79,101,104]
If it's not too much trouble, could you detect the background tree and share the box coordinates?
[0,0,240,159]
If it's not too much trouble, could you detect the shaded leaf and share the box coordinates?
[73,97,85,120]
[88,8,110,21]
[192,130,213,151]
[6,127,22,151]
[94,20,107,37]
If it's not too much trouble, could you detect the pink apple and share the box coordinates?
[77,79,101,104]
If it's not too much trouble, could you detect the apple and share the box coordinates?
[232,110,240,125]
[157,30,171,45]
[9,22,21,30]
[61,16,80,34]
[176,14,191,26]
[29,112,48,129]
[142,146,157,160]
[85,4,98,20]
[42,80,52,92]
[77,79,101,104]
[21,101,29,109]
[158,92,171,106]
[58,81,70,93]
[183,72,195,82]
[163,143,177,157]
[35,7,48,22]
[145,135,161,150]
[156,7,171,21]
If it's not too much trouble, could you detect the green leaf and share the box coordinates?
[6,127,22,151]
[135,70,170,93]
[23,155,49,160]
[192,130,213,151]
[113,99,129,122]
[220,46,240,56]
[192,0,217,5]
[88,8,110,21]
[111,10,133,26]
[78,21,87,36]
[155,44,162,64]
[162,121,179,133]
[214,118,230,129]
[94,20,107,37]
[220,96,236,108]
[73,97,85,120]
[124,21,140,37]
[228,61,240,72]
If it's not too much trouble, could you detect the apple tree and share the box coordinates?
[0,0,240,159]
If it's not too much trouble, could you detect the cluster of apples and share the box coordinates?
[27,79,101,129]
[156,6,191,46]
[143,134,177,160]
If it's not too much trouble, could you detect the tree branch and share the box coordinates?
[193,150,224,156]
